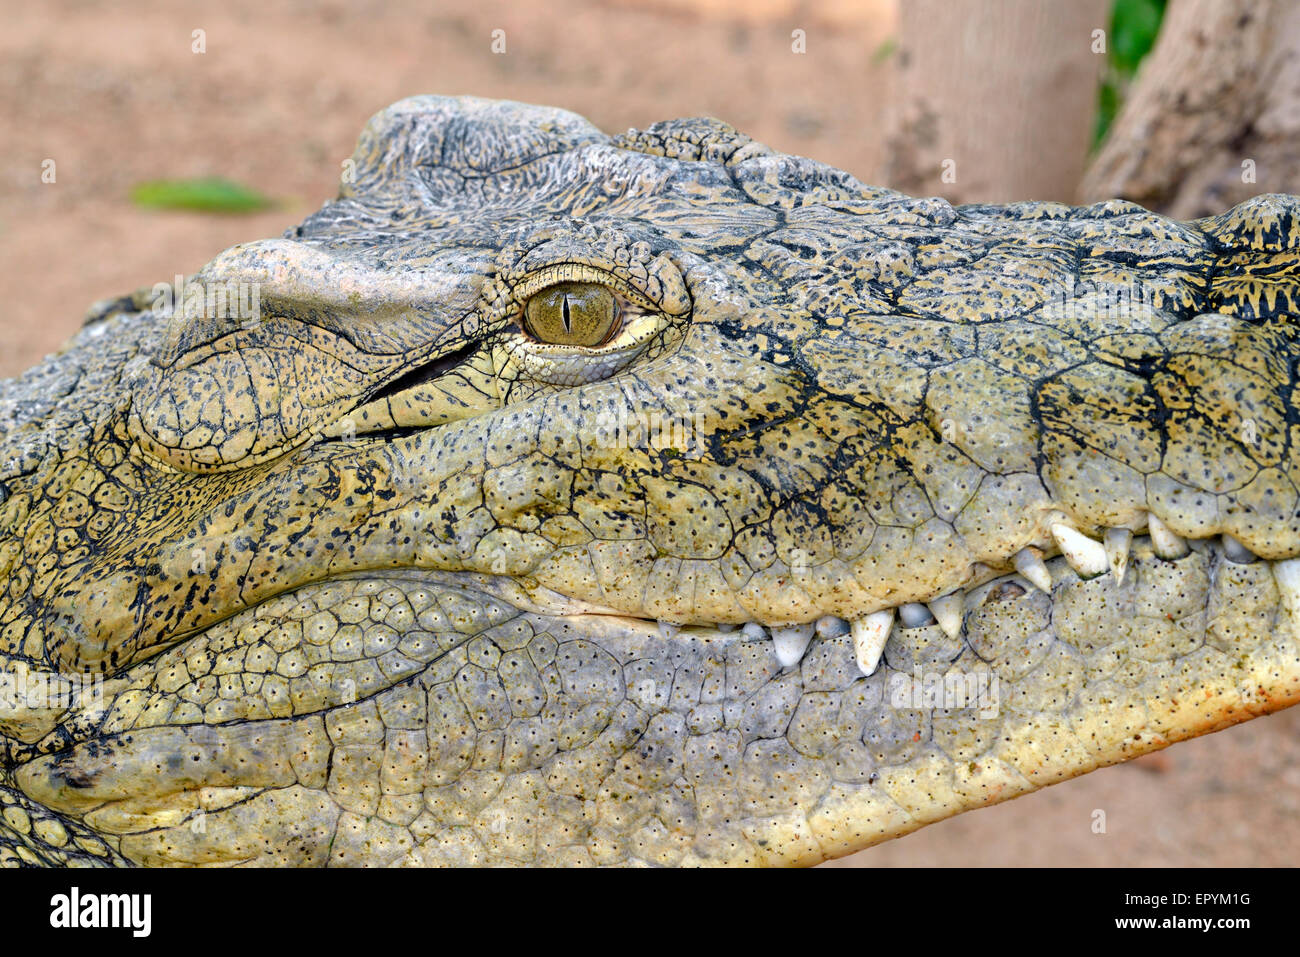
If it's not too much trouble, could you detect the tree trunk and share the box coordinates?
[882,0,1108,204]
[1079,0,1300,218]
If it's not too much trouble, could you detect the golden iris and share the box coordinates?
[522,282,621,347]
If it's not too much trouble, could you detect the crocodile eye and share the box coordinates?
[522,281,621,347]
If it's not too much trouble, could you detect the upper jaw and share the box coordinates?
[38,379,1244,677]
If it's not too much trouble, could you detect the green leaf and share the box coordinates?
[1110,0,1166,76]
[1093,0,1167,148]
[871,37,897,66]
[1093,80,1120,148]
[130,177,275,213]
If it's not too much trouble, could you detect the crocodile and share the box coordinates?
[2,95,1299,867]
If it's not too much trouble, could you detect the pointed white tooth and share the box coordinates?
[741,622,767,641]
[657,621,681,640]
[815,615,849,639]
[898,602,936,628]
[1012,547,1053,594]
[1050,523,1109,578]
[851,609,895,676]
[928,592,964,640]
[771,623,815,667]
[1273,557,1300,620]
[1222,534,1256,564]
[1104,527,1133,585]
[1146,514,1188,560]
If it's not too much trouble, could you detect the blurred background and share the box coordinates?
[2,0,1299,866]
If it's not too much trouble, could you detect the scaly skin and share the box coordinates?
[2,96,1299,866]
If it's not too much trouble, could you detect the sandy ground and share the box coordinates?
[2,0,1297,867]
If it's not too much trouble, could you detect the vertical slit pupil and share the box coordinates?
[561,293,572,333]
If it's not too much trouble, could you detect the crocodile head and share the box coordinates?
[2,96,1299,866]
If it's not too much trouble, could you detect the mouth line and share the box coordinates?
[114,522,1300,674]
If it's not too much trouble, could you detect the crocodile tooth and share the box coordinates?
[1050,523,1109,579]
[1273,557,1300,620]
[1012,547,1053,594]
[1146,514,1189,560]
[771,623,815,667]
[898,602,936,628]
[927,592,964,640]
[1104,527,1133,585]
[657,621,680,640]
[815,615,849,638]
[851,609,895,676]
[741,622,767,641]
[1222,534,1257,564]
